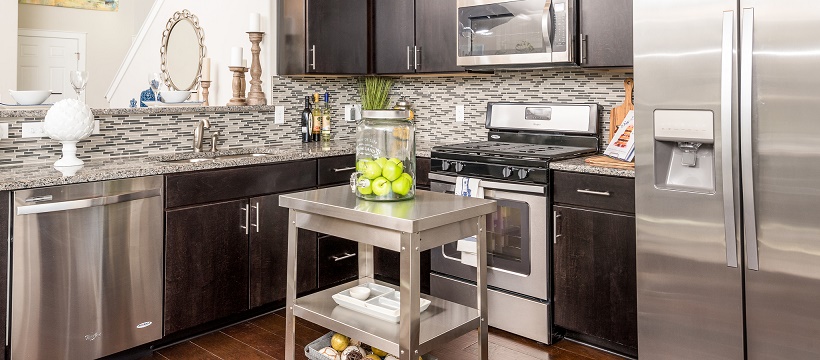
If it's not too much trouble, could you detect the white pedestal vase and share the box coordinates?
[43,99,94,173]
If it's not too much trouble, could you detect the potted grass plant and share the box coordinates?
[358,76,394,110]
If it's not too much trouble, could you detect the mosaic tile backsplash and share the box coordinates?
[0,68,631,166]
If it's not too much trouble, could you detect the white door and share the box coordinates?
[17,30,85,104]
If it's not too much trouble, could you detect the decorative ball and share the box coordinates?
[331,333,350,351]
[364,355,381,360]
[317,346,341,360]
[384,355,399,360]
[371,347,388,357]
[341,345,366,360]
[43,99,94,142]
[349,338,362,347]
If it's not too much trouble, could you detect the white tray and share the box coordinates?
[331,283,431,323]
[143,101,204,107]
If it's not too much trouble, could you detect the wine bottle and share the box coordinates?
[321,92,332,142]
[301,96,312,143]
[311,93,322,142]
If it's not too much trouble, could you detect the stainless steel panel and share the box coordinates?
[485,102,598,134]
[430,273,552,344]
[11,176,163,360]
[634,0,744,359]
[742,1,820,357]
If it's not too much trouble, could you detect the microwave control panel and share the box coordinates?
[552,0,567,53]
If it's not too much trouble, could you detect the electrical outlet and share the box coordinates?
[344,105,353,122]
[274,106,285,124]
[0,123,8,139]
[456,105,465,122]
[92,120,100,135]
[21,122,46,138]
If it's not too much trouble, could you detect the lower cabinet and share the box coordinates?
[0,191,8,360]
[165,199,250,334]
[552,171,637,356]
[318,235,360,288]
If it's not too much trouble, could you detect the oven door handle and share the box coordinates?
[429,173,546,195]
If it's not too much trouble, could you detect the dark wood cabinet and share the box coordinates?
[318,235,360,288]
[552,171,637,356]
[374,0,462,74]
[164,199,250,334]
[306,0,370,74]
[578,0,633,67]
[0,192,8,360]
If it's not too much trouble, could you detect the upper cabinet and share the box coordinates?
[374,0,462,74]
[578,0,634,67]
[306,0,370,74]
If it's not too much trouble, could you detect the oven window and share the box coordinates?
[443,197,532,276]
[458,0,548,57]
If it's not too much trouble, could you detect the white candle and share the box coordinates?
[249,13,261,32]
[231,47,243,67]
[201,57,211,81]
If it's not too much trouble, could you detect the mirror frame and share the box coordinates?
[160,10,206,91]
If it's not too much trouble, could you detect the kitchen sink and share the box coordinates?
[158,153,272,164]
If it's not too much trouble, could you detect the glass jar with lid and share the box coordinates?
[350,110,415,201]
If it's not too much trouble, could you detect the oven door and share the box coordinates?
[457,0,574,67]
[429,173,549,300]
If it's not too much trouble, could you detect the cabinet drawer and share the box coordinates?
[317,155,356,186]
[166,160,317,208]
[553,171,635,213]
[318,236,358,288]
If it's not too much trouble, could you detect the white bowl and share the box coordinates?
[9,90,51,105]
[160,90,191,103]
[349,286,372,300]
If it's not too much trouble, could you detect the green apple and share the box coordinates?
[388,157,402,165]
[356,176,373,195]
[400,172,413,183]
[381,161,404,181]
[372,177,391,196]
[391,176,412,196]
[375,157,388,168]
[362,161,382,179]
[355,158,371,172]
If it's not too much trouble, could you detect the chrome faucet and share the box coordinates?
[193,119,211,152]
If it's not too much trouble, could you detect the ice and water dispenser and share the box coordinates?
[653,110,716,193]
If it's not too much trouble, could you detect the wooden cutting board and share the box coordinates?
[609,78,634,141]
[585,155,635,170]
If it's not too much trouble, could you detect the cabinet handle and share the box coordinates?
[251,202,260,233]
[553,210,562,244]
[309,45,316,70]
[241,204,249,235]
[414,45,421,70]
[580,33,588,64]
[331,252,357,262]
[407,46,412,70]
[333,166,356,173]
[577,189,611,196]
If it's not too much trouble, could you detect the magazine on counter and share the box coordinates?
[603,110,635,162]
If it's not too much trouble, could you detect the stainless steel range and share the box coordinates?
[429,102,599,344]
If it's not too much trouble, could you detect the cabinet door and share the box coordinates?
[553,205,596,336]
[318,235,359,288]
[0,192,7,360]
[374,0,416,74]
[306,0,369,74]
[249,193,318,308]
[165,199,250,334]
[415,0,462,73]
[578,0,633,67]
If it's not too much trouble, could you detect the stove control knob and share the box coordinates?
[441,161,451,171]
[517,168,531,179]
[502,167,514,178]
[455,162,465,173]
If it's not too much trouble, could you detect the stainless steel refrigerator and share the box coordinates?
[635,1,820,359]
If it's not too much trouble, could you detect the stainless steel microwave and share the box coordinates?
[457,0,575,68]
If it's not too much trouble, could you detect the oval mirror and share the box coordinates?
[160,10,206,91]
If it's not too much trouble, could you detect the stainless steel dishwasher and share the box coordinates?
[11,176,163,360]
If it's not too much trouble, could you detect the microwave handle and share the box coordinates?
[542,0,553,51]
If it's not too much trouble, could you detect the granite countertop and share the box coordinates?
[0,105,278,118]
[550,156,635,178]
[0,139,438,191]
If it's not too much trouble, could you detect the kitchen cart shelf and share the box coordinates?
[280,186,495,360]
[294,277,480,356]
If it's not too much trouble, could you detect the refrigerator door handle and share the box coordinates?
[720,10,739,268]
[740,7,760,271]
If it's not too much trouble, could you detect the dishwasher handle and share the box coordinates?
[16,188,162,215]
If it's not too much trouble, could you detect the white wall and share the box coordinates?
[18,2,143,108]
[0,2,19,104]
[108,0,275,108]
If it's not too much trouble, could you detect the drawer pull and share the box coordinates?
[577,189,611,196]
[333,166,356,173]
[331,252,357,262]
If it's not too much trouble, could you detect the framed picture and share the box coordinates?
[18,0,119,12]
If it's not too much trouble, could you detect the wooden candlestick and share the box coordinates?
[227,66,247,106]
[246,32,267,105]
[200,80,211,106]
[240,67,248,101]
